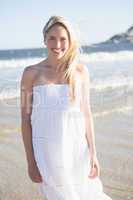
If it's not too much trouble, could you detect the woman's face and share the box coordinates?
[45,24,70,60]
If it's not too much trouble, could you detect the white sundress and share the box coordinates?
[31,83,112,200]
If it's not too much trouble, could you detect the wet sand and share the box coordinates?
[0,97,133,200]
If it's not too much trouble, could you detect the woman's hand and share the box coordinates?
[88,155,100,179]
[28,161,43,183]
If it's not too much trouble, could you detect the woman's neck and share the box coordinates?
[45,57,59,71]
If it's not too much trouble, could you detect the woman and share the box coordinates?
[20,15,112,199]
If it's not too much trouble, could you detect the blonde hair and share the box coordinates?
[42,15,81,103]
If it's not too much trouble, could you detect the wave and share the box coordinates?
[94,106,133,117]
[0,57,42,69]
[92,76,133,91]
[0,74,132,100]
[0,51,133,69]
[80,51,133,62]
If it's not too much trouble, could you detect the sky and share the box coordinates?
[0,0,133,50]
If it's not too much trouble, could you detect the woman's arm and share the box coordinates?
[80,65,97,157]
[20,66,35,166]
[20,66,42,182]
[80,65,100,178]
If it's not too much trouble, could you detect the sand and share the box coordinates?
[0,97,133,200]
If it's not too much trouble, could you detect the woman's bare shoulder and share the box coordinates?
[21,62,43,88]
[23,58,47,74]
[23,65,36,76]
[21,65,36,81]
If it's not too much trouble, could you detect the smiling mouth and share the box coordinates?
[52,49,65,54]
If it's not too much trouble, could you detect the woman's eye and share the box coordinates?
[49,37,55,40]
[61,38,66,41]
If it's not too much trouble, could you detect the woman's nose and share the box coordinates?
[55,40,61,48]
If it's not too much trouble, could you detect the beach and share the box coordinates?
[0,98,43,200]
[0,93,133,200]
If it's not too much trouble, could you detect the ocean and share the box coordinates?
[0,47,132,116]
